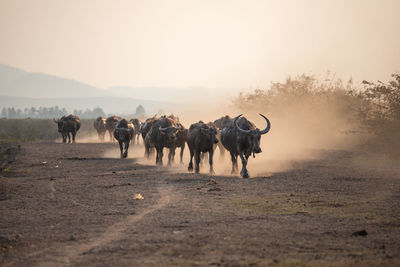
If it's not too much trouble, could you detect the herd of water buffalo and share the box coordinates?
[54,114,271,178]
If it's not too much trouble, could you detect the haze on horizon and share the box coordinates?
[0,0,399,92]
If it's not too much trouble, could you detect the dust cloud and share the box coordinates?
[94,89,363,177]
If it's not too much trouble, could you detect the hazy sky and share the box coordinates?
[0,0,399,90]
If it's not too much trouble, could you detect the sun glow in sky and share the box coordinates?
[0,0,399,90]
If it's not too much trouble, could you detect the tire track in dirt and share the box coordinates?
[5,185,174,267]
[47,180,55,200]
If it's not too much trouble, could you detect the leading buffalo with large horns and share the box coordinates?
[221,114,271,178]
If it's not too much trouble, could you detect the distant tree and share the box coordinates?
[8,107,16,118]
[135,105,145,116]
[1,107,7,118]
[92,107,106,118]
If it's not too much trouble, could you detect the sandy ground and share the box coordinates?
[0,141,400,266]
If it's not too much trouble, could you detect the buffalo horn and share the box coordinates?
[234,114,251,134]
[259,114,271,135]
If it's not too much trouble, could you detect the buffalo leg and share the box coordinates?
[123,141,129,158]
[168,147,176,166]
[201,153,207,167]
[150,147,155,158]
[67,132,71,144]
[71,130,76,143]
[218,142,225,160]
[209,150,215,174]
[230,152,238,174]
[239,152,249,178]
[144,143,150,159]
[119,141,124,158]
[156,146,163,165]
[180,144,185,164]
[188,147,194,172]
[195,150,201,174]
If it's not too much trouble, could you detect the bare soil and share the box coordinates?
[0,142,400,266]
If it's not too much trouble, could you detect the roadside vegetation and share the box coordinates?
[0,119,95,142]
[233,73,400,156]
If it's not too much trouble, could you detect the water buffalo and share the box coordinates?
[147,116,181,166]
[130,118,141,144]
[54,115,81,143]
[93,116,107,141]
[221,114,271,178]
[106,116,121,142]
[175,125,188,164]
[213,115,232,159]
[163,115,187,164]
[187,121,219,174]
[141,115,158,158]
[113,119,135,158]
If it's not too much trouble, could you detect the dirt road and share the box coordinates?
[1,142,399,266]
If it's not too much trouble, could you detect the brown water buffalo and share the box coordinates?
[106,115,121,142]
[93,116,107,141]
[130,118,141,144]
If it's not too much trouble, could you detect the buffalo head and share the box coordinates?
[234,114,271,157]
[159,126,183,142]
[200,127,219,144]
[54,118,64,133]
[114,127,134,141]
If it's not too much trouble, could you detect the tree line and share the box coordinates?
[0,106,106,119]
[0,104,146,119]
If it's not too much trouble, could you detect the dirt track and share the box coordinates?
[1,142,400,266]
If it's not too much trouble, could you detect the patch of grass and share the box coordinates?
[0,118,96,142]
[228,192,385,221]
[254,259,331,267]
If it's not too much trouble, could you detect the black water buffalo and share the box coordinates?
[140,115,157,141]
[187,121,219,174]
[175,125,188,164]
[54,115,81,143]
[147,116,181,166]
[213,115,232,158]
[221,114,271,178]
[141,115,158,159]
[106,116,121,142]
[164,115,187,164]
[130,118,141,144]
[93,116,107,141]
[113,119,135,158]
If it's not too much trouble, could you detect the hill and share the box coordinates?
[0,64,111,98]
